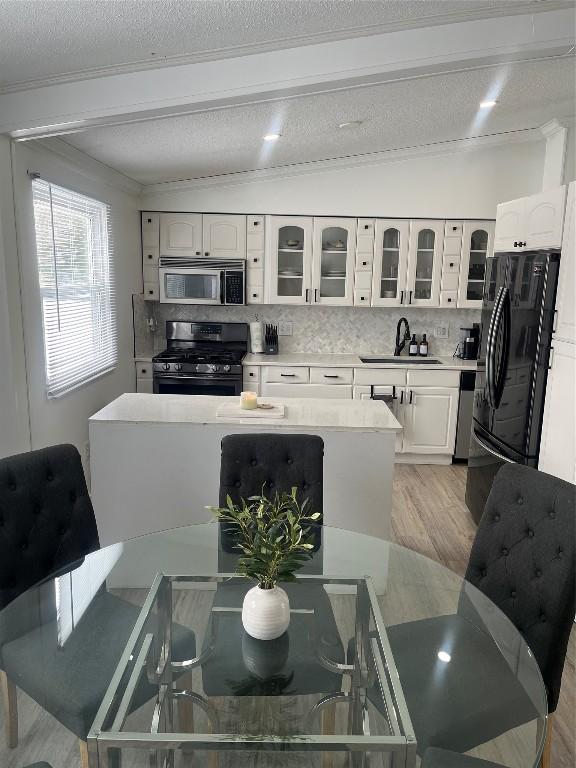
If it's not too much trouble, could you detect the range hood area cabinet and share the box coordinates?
[141,212,495,308]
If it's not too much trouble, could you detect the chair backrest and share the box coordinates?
[0,444,100,609]
[219,433,324,553]
[464,463,575,712]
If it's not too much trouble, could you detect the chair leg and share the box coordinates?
[322,702,337,768]
[79,739,90,768]
[541,713,553,768]
[0,670,18,748]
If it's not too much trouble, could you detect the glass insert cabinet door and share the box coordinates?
[458,221,495,308]
[266,215,313,304]
[371,220,410,306]
[311,217,357,305]
[406,220,444,306]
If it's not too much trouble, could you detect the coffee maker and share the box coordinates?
[455,324,480,360]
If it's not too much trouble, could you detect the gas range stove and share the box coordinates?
[153,349,244,375]
[153,321,248,396]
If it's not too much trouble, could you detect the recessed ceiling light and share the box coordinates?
[438,651,452,663]
[338,120,364,129]
[263,133,281,141]
[480,100,498,109]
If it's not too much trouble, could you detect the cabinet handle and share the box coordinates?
[204,251,209,256]
[449,262,454,267]
[252,293,258,298]
[521,241,527,247]
[305,288,310,303]
[315,288,319,303]
[253,257,258,263]
[249,372,255,377]
[409,389,414,404]
[280,373,296,377]
[400,390,404,405]
[362,261,367,266]
[253,221,260,226]
[196,251,200,256]
[400,290,404,304]
[147,218,152,223]
[364,224,369,230]
[324,374,339,379]
[448,297,452,303]
[408,290,413,304]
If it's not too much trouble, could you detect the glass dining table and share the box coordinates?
[0,522,547,768]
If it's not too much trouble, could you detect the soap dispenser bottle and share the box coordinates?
[419,334,428,357]
[409,334,418,356]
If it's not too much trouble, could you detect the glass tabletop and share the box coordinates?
[0,523,547,768]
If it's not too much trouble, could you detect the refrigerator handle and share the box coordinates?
[493,288,511,408]
[474,431,515,464]
[486,286,504,409]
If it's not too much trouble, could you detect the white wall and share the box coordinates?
[10,140,141,471]
[141,140,545,218]
[563,125,575,184]
[0,136,30,458]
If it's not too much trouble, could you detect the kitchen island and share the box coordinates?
[89,393,401,546]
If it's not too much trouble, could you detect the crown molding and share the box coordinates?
[0,1,571,95]
[540,116,575,138]
[27,138,142,196]
[142,128,543,196]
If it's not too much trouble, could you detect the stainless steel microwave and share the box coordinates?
[158,257,245,305]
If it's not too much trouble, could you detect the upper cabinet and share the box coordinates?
[202,214,246,259]
[160,213,202,256]
[405,220,444,307]
[371,220,409,307]
[159,213,247,258]
[266,216,313,305]
[494,186,566,251]
[312,218,356,306]
[458,221,495,309]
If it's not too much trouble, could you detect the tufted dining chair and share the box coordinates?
[349,463,575,767]
[0,444,196,768]
[202,434,344,737]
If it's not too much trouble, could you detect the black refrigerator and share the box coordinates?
[465,248,560,523]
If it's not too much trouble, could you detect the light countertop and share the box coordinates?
[90,393,402,432]
[243,352,477,371]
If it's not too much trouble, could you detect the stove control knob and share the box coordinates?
[175,363,182,372]
[223,364,231,372]
[162,363,171,371]
[209,363,218,372]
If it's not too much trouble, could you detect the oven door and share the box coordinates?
[159,267,223,304]
[154,375,242,396]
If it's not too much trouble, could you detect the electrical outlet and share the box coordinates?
[278,321,293,336]
[435,325,449,339]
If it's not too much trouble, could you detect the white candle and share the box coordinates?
[240,391,258,410]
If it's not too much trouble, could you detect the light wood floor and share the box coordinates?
[0,464,573,767]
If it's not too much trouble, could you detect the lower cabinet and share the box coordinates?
[135,360,153,393]
[402,386,459,454]
[260,383,352,399]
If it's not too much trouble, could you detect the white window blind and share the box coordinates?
[32,179,117,397]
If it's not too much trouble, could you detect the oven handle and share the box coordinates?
[154,375,240,382]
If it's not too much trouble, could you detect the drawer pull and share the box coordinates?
[280,373,296,377]
[323,374,339,379]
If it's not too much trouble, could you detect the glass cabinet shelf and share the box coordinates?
[278,248,304,253]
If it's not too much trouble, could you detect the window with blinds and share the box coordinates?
[32,179,117,397]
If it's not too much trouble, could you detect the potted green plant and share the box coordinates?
[209,488,320,640]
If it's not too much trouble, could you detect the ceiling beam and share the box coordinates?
[1,8,574,138]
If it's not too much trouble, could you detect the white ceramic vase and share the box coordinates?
[242,585,290,640]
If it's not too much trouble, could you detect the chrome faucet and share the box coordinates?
[394,317,411,356]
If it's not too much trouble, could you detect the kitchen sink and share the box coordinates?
[359,357,442,364]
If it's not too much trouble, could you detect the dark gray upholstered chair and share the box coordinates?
[202,434,344,706]
[422,749,504,768]
[350,464,575,767]
[0,445,196,768]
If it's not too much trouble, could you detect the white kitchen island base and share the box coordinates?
[89,394,400,547]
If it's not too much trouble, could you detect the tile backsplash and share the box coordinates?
[133,295,480,358]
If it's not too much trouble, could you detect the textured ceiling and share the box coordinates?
[58,57,576,185]
[0,0,559,89]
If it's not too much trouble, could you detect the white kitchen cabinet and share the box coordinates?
[406,220,443,306]
[246,215,265,304]
[135,360,153,394]
[402,386,459,454]
[553,181,575,344]
[261,383,352,399]
[458,221,495,308]
[354,219,374,306]
[494,186,566,252]
[202,214,246,259]
[538,340,576,483]
[159,213,203,256]
[354,385,403,451]
[266,216,313,304]
[141,213,161,302]
[371,220,410,307]
[312,217,357,306]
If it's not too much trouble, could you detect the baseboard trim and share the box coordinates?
[395,453,453,465]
